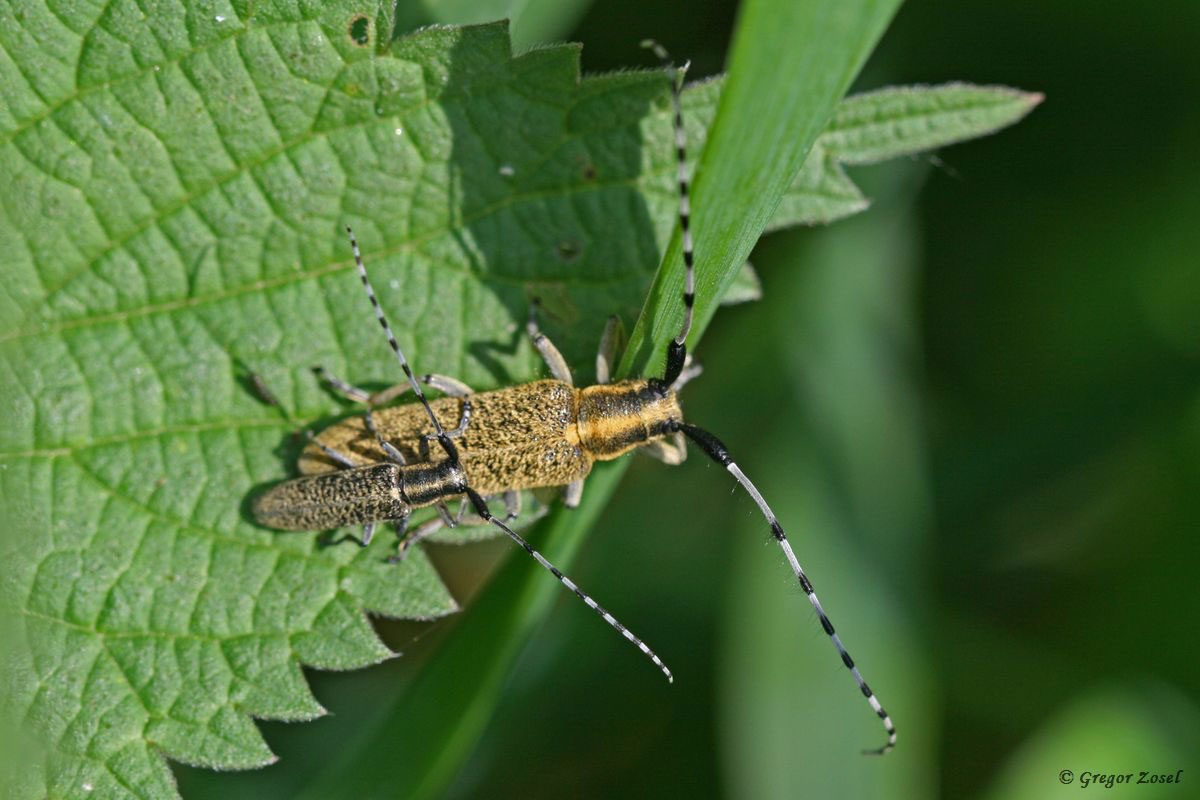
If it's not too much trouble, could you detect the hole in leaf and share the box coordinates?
[557,240,581,261]
[581,163,597,181]
[348,14,371,46]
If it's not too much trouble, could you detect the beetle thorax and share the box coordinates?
[575,379,682,461]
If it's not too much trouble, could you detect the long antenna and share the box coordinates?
[346,227,450,447]
[643,39,896,758]
[346,228,672,681]
[676,423,896,754]
[464,488,673,683]
[641,40,694,386]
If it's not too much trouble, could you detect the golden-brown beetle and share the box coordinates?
[251,43,896,753]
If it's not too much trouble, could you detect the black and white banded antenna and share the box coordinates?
[640,39,695,387]
[463,487,673,683]
[641,42,897,755]
[344,226,673,682]
[673,424,896,755]
[347,227,452,449]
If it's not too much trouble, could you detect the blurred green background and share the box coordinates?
[177,0,1200,797]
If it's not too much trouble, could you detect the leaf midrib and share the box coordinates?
[0,417,288,459]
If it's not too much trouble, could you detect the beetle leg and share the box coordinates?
[315,366,474,405]
[363,409,407,465]
[595,315,623,385]
[389,516,446,563]
[527,301,573,385]
[312,366,372,403]
[435,502,456,529]
[670,356,704,392]
[641,431,688,465]
[418,397,472,459]
[502,490,521,521]
[303,430,358,469]
[389,489,524,562]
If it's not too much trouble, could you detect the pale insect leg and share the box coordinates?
[313,366,409,465]
[527,301,574,385]
[671,357,703,392]
[315,365,474,406]
[315,365,474,464]
[443,398,473,437]
[336,506,408,550]
[371,373,474,406]
[421,374,474,398]
[405,374,474,462]
[312,366,371,404]
[240,371,361,469]
[641,432,688,465]
[392,491,522,561]
[302,430,358,470]
[417,397,472,461]
[363,410,407,465]
[595,315,622,385]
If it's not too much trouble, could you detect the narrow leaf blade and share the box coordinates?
[824,82,1044,165]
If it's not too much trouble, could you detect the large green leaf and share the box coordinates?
[0,2,1039,796]
[0,8,689,796]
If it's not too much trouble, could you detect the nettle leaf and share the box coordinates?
[0,9,685,797]
[0,4,1039,796]
[678,78,1041,232]
[720,262,764,306]
[774,82,1044,229]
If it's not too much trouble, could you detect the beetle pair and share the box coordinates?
[252,43,896,755]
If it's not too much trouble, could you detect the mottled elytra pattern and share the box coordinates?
[299,380,590,494]
[298,378,683,492]
[252,462,409,531]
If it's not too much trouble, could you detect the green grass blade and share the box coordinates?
[618,0,904,378]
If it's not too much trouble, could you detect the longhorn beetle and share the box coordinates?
[252,42,896,755]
